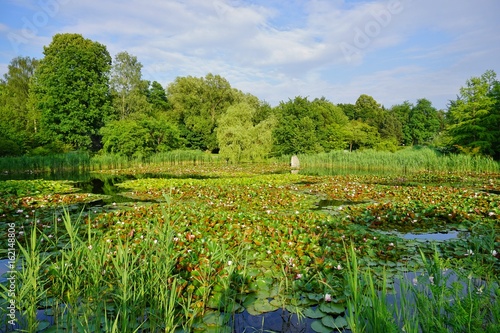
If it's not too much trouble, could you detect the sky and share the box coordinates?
[0,0,499,110]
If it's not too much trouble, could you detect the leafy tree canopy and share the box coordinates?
[0,56,39,154]
[167,73,242,151]
[110,51,151,119]
[447,70,499,157]
[217,102,275,163]
[272,96,349,155]
[30,33,113,152]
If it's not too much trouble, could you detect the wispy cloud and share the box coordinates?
[0,0,499,109]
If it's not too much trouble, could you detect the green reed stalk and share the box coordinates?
[16,226,49,332]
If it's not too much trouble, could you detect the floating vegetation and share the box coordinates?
[0,163,498,332]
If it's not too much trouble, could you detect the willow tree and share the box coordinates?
[30,33,113,152]
[217,102,275,162]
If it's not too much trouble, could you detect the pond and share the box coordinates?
[0,166,498,333]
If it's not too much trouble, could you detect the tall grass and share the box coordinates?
[0,151,90,175]
[343,243,500,333]
[0,200,253,332]
[296,147,500,175]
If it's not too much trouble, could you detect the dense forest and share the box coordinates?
[1,33,499,162]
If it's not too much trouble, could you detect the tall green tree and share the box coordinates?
[354,94,383,124]
[0,56,39,155]
[167,73,239,151]
[408,99,440,145]
[110,51,151,119]
[344,120,380,152]
[30,33,113,152]
[272,96,348,155]
[147,81,170,114]
[447,70,500,157]
[217,102,275,162]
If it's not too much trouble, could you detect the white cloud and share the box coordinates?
[0,0,498,109]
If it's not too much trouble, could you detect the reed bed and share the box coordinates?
[0,206,248,333]
[296,148,500,175]
[343,243,500,333]
[0,152,90,175]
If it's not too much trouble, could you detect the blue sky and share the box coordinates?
[1,0,499,110]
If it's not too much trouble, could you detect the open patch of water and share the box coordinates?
[401,230,462,242]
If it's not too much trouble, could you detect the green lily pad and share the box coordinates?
[253,298,279,314]
[334,316,348,328]
[304,307,326,319]
[321,315,348,329]
[311,320,333,333]
[319,302,345,314]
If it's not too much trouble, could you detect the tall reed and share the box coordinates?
[297,147,500,175]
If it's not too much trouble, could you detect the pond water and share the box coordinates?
[401,230,461,242]
[0,170,490,333]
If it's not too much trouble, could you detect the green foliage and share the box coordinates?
[344,120,380,152]
[0,56,39,153]
[167,73,241,151]
[217,102,275,162]
[273,96,348,155]
[100,115,181,158]
[30,33,113,152]
[110,51,151,119]
[0,136,21,157]
[354,94,382,125]
[447,70,500,158]
[147,80,171,113]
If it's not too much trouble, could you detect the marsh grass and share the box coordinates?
[1,200,257,332]
[343,243,500,333]
[0,152,90,175]
[297,147,500,175]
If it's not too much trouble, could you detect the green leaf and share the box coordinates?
[304,307,326,319]
[311,320,334,333]
[334,316,348,328]
[319,302,345,314]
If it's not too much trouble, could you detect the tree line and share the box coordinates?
[1,33,499,162]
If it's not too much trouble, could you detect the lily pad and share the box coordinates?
[304,307,326,319]
[311,319,334,333]
[319,302,345,314]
